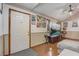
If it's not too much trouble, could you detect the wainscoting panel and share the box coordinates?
[31,32,48,47]
[65,31,79,40]
[0,35,3,55]
[3,34,8,55]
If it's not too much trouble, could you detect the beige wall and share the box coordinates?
[3,34,8,55]
[0,36,3,55]
[65,31,79,40]
[31,32,48,47]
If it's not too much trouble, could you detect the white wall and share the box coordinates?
[0,13,2,36]
[3,4,32,34]
[3,4,35,55]
[0,10,3,55]
[0,3,2,35]
[63,20,79,31]
[66,20,79,31]
[3,4,52,34]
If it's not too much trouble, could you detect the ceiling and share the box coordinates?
[7,3,79,21]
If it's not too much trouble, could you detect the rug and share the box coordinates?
[10,48,39,56]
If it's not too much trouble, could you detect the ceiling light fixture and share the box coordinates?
[63,4,74,16]
[68,4,73,15]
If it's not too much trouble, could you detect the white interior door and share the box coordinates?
[11,10,30,54]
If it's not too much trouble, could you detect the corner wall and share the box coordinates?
[0,9,3,55]
[2,4,58,55]
[3,4,57,55]
[63,19,79,40]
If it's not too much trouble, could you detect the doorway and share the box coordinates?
[8,9,31,55]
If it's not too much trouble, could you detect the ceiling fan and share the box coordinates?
[63,4,79,15]
[68,4,73,14]
[63,4,73,15]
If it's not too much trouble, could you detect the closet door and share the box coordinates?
[10,10,30,54]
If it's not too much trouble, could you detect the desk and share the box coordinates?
[45,35,61,43]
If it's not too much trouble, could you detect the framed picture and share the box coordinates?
[37,15,46,28]
[42,22,46,28]
[37,22,41,27]
[63,22,68,27]
[31,15,36,25]
[72,21,78,27]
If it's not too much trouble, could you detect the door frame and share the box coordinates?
[8,8,31,55]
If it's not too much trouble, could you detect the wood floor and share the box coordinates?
[32,43,59,56]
